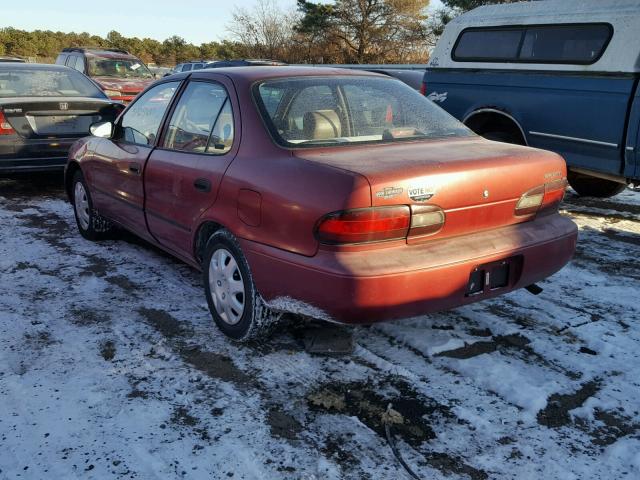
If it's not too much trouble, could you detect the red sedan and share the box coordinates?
[65,67,577,341]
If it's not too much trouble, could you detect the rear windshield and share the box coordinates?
[254,76,472,147]
[0,68,105,98]
[87,54,154,79]
[453,23,612,65]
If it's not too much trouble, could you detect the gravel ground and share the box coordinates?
[0,173,639,480]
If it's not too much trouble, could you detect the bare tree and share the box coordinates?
[227,0,299,60]
[296,0,431,64]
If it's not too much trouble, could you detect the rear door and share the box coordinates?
[144,75,239,257]
[90,81,181,235]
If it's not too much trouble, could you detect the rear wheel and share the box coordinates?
[203,229,276,342]
[567,171,627,198]
[72,170,114,241]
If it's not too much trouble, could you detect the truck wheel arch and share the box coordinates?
[463,108,527,146]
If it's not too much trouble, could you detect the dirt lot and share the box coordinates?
[1,174,639,479]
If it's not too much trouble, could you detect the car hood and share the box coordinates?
[92,77,154,92]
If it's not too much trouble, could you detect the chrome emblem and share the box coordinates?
[375,186,403,199]
[482,189,490,198]
[59,102,68,110]
[408,186,435,202]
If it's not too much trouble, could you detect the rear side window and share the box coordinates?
[453,23,612,65]
[453,29,522,61]
[163,81,234,155]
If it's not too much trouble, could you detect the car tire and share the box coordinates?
[203,229,276,342]
[567,171,627,198]
[72,170,114,241]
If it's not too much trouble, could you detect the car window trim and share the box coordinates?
[451,22,614,65]
[114,78,187,148]
[155,78,236,157]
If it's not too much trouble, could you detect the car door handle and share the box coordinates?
[194,178,211,193]
[128,163,141,174]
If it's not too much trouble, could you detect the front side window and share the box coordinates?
[73,56,85,73]
[182,64,193,72]
[163,81,234,154]
[453,23,612,64]
[120,82,179,146]
[0,68,105,98]
[87,54,154,79]
[255,77,471,147]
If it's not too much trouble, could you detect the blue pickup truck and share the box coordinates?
[423,0,639,197]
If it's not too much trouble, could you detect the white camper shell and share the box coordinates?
[429,0,640,74]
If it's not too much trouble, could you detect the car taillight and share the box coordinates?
[0,110,16,136]
[515,179,568,217]
[540,178,568,215]
[409,205,445,237]
[419,82,427,96]
[316,206,410,245]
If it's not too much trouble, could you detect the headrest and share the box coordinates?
[303,110,342,140]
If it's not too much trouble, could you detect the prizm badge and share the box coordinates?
[375,186,403,200]
[3,108,22,113]
[408,186,435,202]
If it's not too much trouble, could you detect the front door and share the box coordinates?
[144,76,239,257]
[90,81,181,235]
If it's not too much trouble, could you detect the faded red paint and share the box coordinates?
[66,67,578,324]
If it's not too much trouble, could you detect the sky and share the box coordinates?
[1,0,443,45]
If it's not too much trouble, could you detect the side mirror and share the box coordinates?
[90,121,114,139]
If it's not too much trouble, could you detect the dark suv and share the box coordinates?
[55,47,155,103]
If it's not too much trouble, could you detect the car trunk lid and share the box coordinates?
[0,97,116,138]
[294,136,567,241]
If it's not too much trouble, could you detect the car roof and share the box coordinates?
[192,65,384,81]
[429,0,640,73]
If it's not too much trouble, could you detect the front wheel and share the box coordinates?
[567,172,627,198]
[72,170,114,241]
[203,229,276,342]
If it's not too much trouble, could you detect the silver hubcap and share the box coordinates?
[74,181,90,230]
[208,248,245,325]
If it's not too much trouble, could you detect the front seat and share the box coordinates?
[303,110,342,140]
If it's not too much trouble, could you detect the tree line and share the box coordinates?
[0,0,516,66]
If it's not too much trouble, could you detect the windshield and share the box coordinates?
[87,55,153,79]
[0,68,105,98]
[254,76,472,147]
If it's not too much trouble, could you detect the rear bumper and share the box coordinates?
[0,137,77,173]
[242,214,578,324]
[0,156,67,173]
[107,94,136,103]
